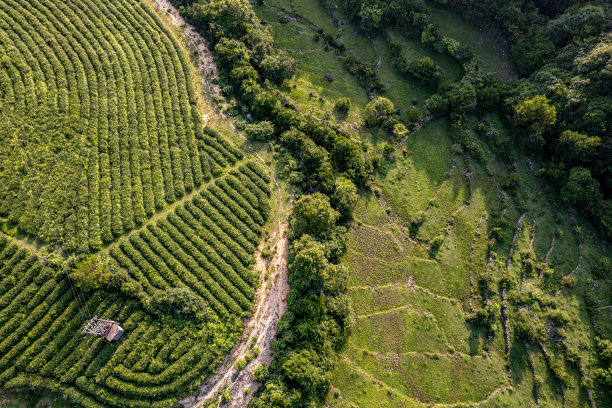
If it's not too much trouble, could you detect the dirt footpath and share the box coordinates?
[151,0,220,97]
[179,222,290,407]
[148,2,291,406]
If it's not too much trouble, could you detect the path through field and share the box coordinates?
[151,0,220,98]
[180,222,290,407]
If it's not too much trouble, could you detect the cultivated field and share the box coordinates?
[0,0,272,406]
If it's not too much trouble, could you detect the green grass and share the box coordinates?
[253,2,610,406]
[328,114,611,407]
[425,1,517,80]
[254,0,462,144]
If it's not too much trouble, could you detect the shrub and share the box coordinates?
[363,97,395,127]
[253,365,269,382]
[243,121,275,141]
[560,274,578,287]
[334,97,351,113]
[221,390,231,402]
[592,257,611,279]
[148,287,207,321]
[70,255,113,292]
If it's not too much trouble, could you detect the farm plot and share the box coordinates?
[108,161,272,317]
[0,160,271,407]
[0,0,275,405]
[0,0,241,252]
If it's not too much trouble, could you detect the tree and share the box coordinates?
[513,308,546,342]
[359,3,383,33]
[557,129,601,163]
[288,235,329,293]
[243,121,275,141]
[424,94,448,113]
[512,27,556,75]
[546,5,605,45]
[513,95,557,151]
[215,38,250,70]
[260,51,296,83]
[447,81,476,114]
[513,95,557,134]
[323,264,348,296]
[248,378,302,408]
[331,137,372,183]
[363,97,394,127]
[334,97,351,113]
[70,255,112,292]
[148,287,207,321]
[408,56,440,84]
[592,257,611,279]
[289,193,339,239]
[331,176,358,219]
[282,349,329,397]
[561,166,602,207]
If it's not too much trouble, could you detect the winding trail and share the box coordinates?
[180,221,290,407]
[501,213,526,365]
[150,0,220,98]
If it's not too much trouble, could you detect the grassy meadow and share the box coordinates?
[254,1,611,406]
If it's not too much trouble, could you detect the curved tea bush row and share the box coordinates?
[0,0,239,252]
[109,161,271,319]
[0,238,243,407]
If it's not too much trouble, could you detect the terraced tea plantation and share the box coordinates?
[0,0,271,406]
[0,0,237,252]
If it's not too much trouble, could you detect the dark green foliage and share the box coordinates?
[467,303,500,336]
[592,257,611,279]
[281,349,329,397]
[331,177,358,220]
[288,236,329,293]
[148,287,207,321]
[424,94,448,113]
[253,364,269,382]
[242,121,275,141]
[561,167,602,207]
[363,97,395,127]
[334,97,351,113]
[289,193,339,240]
[513,308,546,342]
[260,52,296,83]
[69,255,113,292]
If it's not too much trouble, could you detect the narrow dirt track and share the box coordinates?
[151,0,220,98]
[179,222,290,407]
